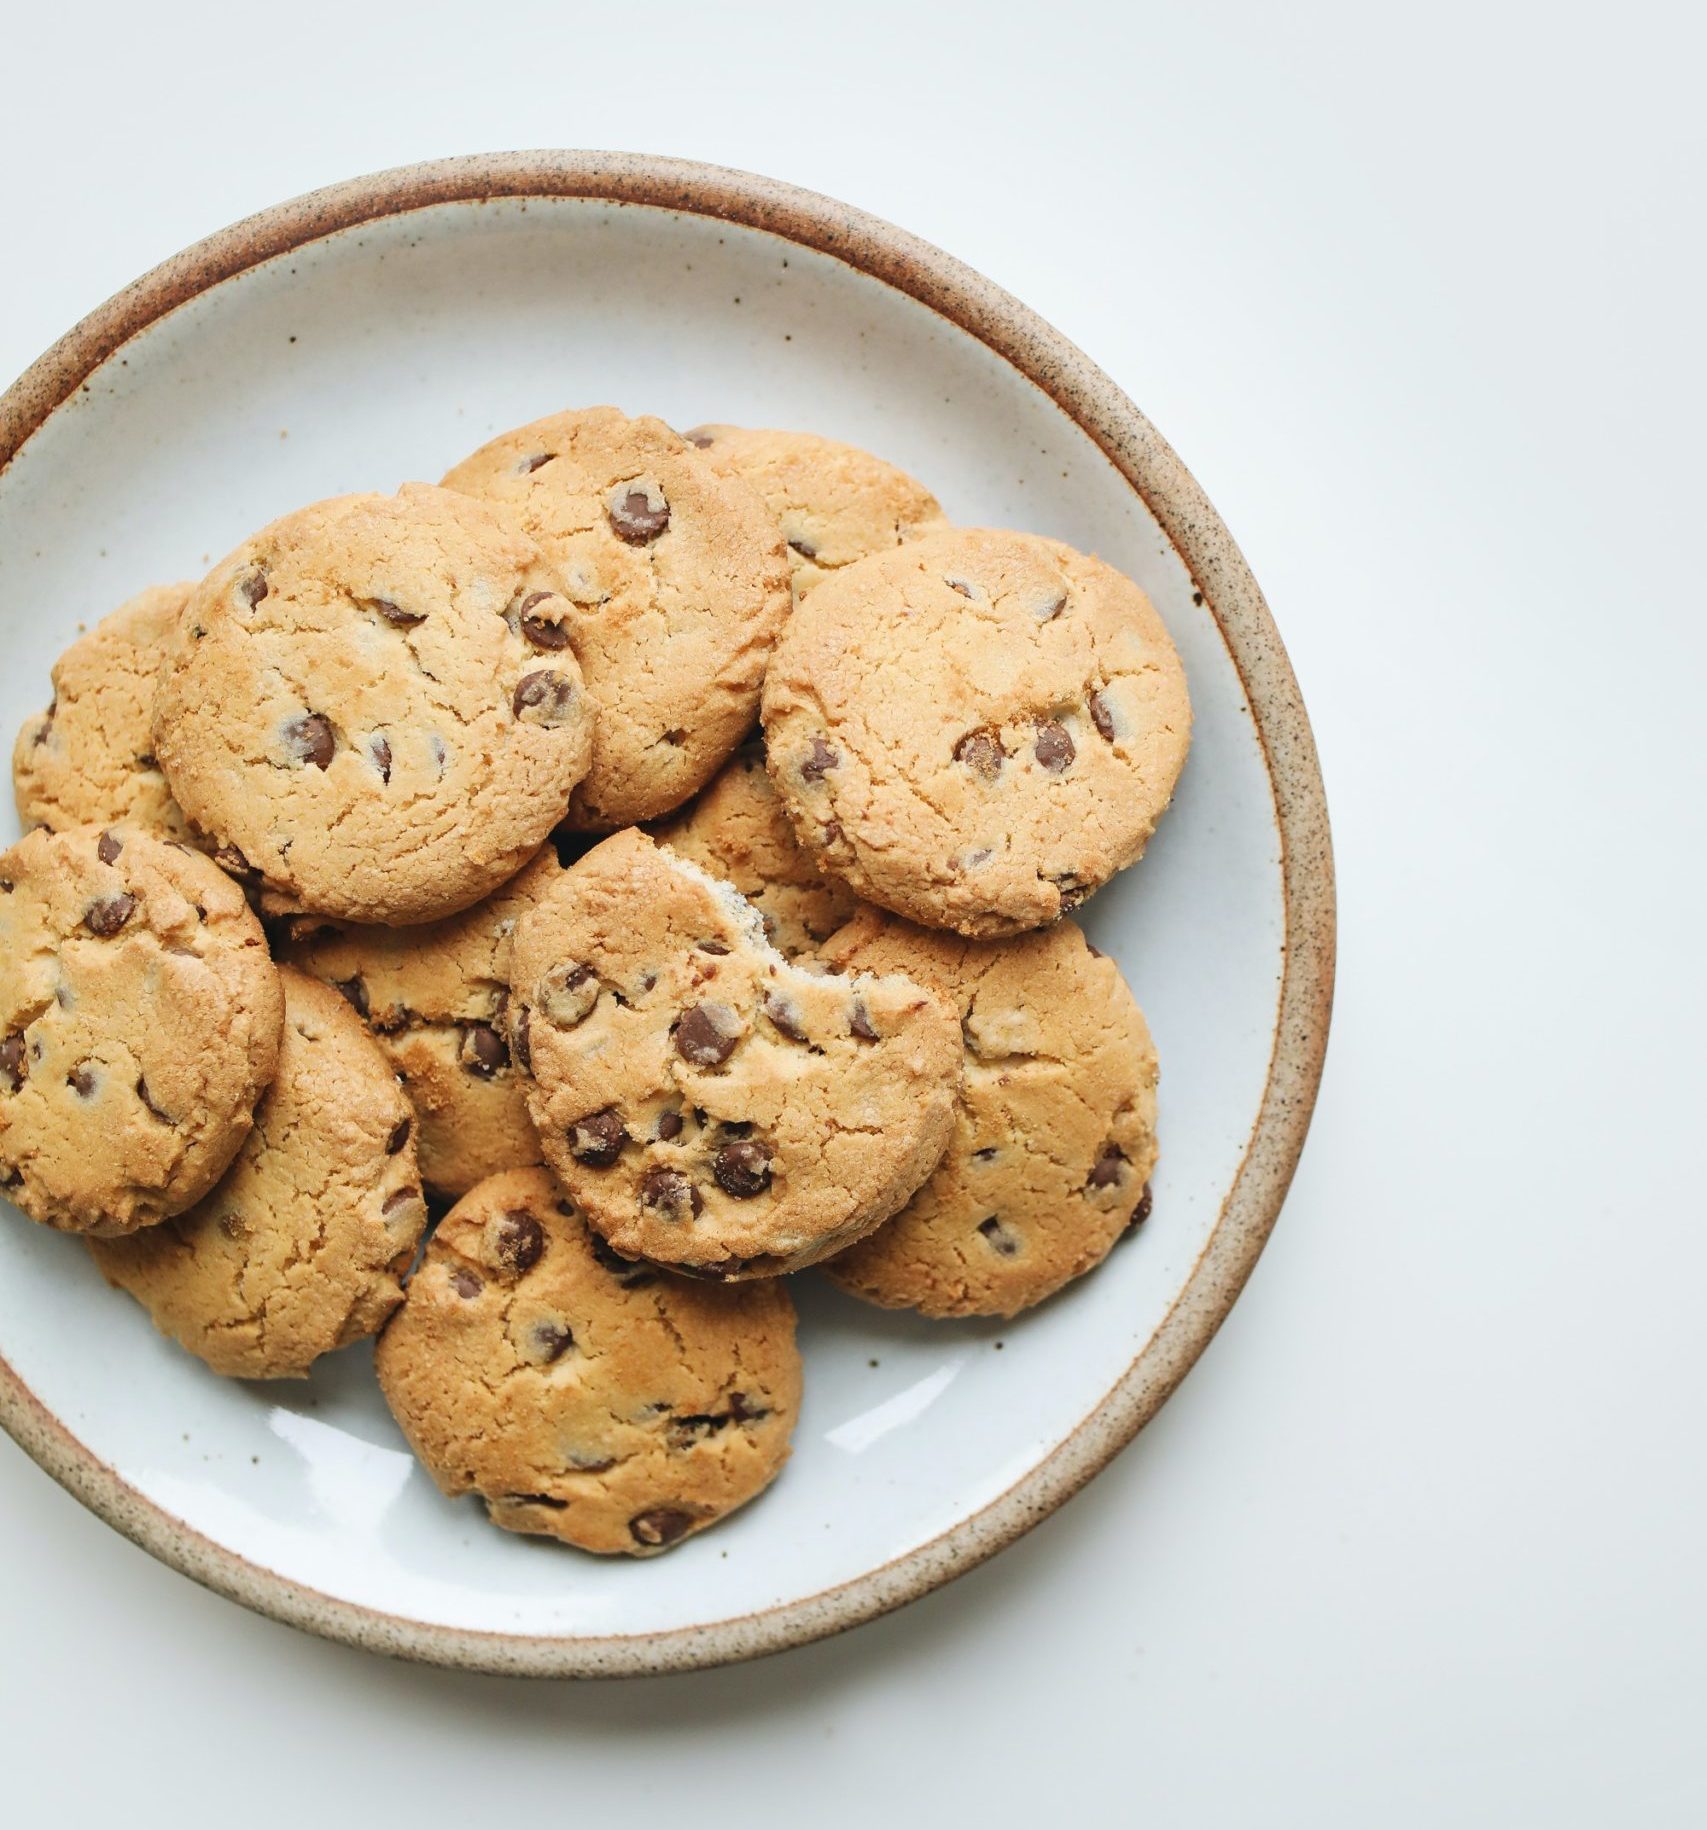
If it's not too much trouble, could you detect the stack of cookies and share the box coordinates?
[0,406,1190,1558]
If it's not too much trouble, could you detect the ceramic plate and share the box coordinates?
[0,154,1333,1675]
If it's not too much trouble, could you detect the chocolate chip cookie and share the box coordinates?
[152,484,593,924]
[653,741,860,958]
[761,526,1192,936]
[508,829,961,1279]
[91,969,427,1377]
[817,909,1158,1317]
[13,583,196,841]
[375,1167,800,1555]
[683,424,943,599]
[281,847,563,1199]
[0,824,283,1235]
[442,406,789,831]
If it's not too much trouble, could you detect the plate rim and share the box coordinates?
[0,150,1336,1678]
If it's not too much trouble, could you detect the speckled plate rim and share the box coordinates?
[0,150,1335,1679]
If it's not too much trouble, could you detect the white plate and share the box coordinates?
[0,155,1333,1675]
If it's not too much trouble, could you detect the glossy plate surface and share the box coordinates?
[0,155,1333,1674]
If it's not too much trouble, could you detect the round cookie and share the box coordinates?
[653,742,860,958]
[91,969,428,1377]
[442,406,790,831]
[683,424,943,599]
[508,829,961,1279]
[13,583,196,840]
[817,909,1158,1317]
[0,824,282,1235]
[152,484,593,925]
[376,1167,801,1556]
[281,847,563,1199]
[760,526,1192,936]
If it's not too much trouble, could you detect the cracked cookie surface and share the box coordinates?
[508,829,961,1278]
[13,583,196,840]
[683,424,943,600]
[653,741,860,958]
[761,526,1192,936]
[152,484,592,925]
[90,969,428,1377]
[375,1166,800,1555]
[281,847,563,1199]
[442,406,789,831]
[0,824,282,1235]
[818,909,1157,1317]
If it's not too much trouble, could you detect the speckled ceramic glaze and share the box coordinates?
[0,153,1334,1676]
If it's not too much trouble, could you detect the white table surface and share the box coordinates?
[2,3,1702,1823]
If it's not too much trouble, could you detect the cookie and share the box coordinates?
[152,484,593,925]
[761,526,1192,936]
[281,847,563,1199]
[653,742,860,958]
[13,583,195,841]
[682,424,943,599]
[817,909,1157,1317]
[90,969,427,1377]
[0,824,282,1235]
[375,1167,800,1555]
[442,406,789,831]
[507,829,961,1279]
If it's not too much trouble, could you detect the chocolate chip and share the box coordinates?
[639,1166,702,1224]
[68,1064,96,1099]
[511,1006,532,1071]
[849,999,878,1042]
[333,976,369,1018]
[460,1022,508,1078]
[240,570,269,609]
[538,961,599,1028]
[764,994,807,1042]
[675,1001,741,1066]
[661,728,686,746]
[386,1116,412,1155]
[383,1186,422,1217]
[1089,692,1117,742]
[518,451,556,474]
[972,1146,999,1163]
[513,669,577,725]
[946,577,975,598]
[495,1210,546,1275]
[697,939,731,956]
[570,1107,628,1168]
[96,830,122,865]
[0,1032,25,1094]
[531,1320,573,1363]
[589,1231,654,1285]
[519,592,570,649]
[955,729,1005,781]
[822,819,845,847]
[1034,718,1075,772]
[284,713,335,769]
[1129,1183,1154,1230]
[683,427,716,447]
[136,1077,173,1123]
[1037,591,1068,620]
[32,704,55,745]
[656,1109,683,1141]
[977,1215,1021,1257]
[449,1266,482,1298]
[370,597,423,628]
[607,485,670,544]
[84,894,136,937]
[370,734,392,783]
[727,1391,764,1423]
[714,1138,772,1198]
[213,842,254,879]
[787,536,818,559]
[1087,1145,1128,1190]
[801,736,839,782]
[629,1508,695,1548]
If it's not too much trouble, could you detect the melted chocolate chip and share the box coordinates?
[1129,1183,1154,1230]
[946,576,975,598]
[460,1022,508,1078]
[764,994,807,1042]
[512,670,578,725]
[787,535,818,559]
[136,1077,173,1123]
[0,1032,25,1094]
[1089,692,1117,742]
[570,1107,629,1168]
[538,961,599,1028]
[977,1215,1021,1257]
[713,1138,772,1198]
[849,999,879,1042]
[383,1186,422,1217]
[333,976,369,1018]
[801,736,839,782]
[68,1064,97,1099]
[1037,591,1068,621]
[84,894,136,937]
[697,939,731,956]
[683,426,717,448]
[656,1109,683,1141]
[284,713,335,769]
[386,1116,412,1155]
[531,1320,574,1363]
[639,1166,702,1224]
[370,598,423,628]
[1087,1145,1128,1190]
[519,592,570,649]
[675,1001,740,1067]
[511,1006,532,1071]
[495,1210,546,1275]
[448,1265,482,1298]
[607,486,670,544]
[518,451,556,474]
[588,1231,655,1285]
[955,729,1005,781]
[240,570,269,609]
[630,1508,695,1549]
[96,830,122,865]
[1034,718,1075,772]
